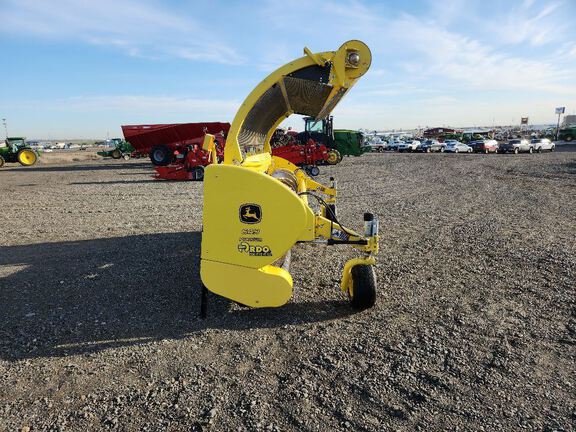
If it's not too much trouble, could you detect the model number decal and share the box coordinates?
[238,242,272,256]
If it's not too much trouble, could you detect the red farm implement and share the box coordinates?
[121,122,230,166]
[121,122,230,181]
[270,130,332,176]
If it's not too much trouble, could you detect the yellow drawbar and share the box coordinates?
[200,40,379,310]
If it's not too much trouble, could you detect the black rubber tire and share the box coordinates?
[309,166,320,177]
[440,147,445,153]
[551,146,555,152]
[123,154,131,160]
[150,145,172,166]
[485,149,489,154]
[193,166,205,181]
[0,155,4,168]
[455,149,459,153]
[111,149,122,159]
[349,265,377,310]
[514,148,519,154]
[529,147,533,154]
[537,147,542,153]
[565,135,573,142]
[426,148,431,153]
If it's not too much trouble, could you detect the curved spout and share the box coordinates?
[223,40,372,165]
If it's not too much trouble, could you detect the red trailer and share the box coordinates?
[121,122,230,166]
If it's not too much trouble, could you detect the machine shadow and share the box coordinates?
[0,232,354,361]
[1,162,151,173]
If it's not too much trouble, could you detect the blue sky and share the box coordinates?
[1,0,575,139]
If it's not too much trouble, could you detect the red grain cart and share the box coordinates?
[121,122,230,166]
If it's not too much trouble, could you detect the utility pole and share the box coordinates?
[555,107,565,141]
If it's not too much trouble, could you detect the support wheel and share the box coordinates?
[17,149,38,166]
[348,265,377,310]
[308,165,320,176]
[123,153,131,160]
[111,149,122,159]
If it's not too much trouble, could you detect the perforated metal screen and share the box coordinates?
[237,62,349,156]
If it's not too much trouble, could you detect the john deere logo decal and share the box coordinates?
[239,204,262,224]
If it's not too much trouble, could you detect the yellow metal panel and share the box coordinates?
[201,260,293,308]
[201,163,314,269]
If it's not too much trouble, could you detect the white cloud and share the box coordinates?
[383,14,575,95]
[11,95,240,115]
[486,1,564,47]
[0,0,243,64]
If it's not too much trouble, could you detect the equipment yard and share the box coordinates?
[1,150,575,431]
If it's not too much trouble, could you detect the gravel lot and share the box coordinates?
[1,149,575,431]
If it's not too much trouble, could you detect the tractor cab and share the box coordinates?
[300,116,334,147]
[6,137,26,152]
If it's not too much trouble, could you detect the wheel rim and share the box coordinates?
[327,151,339,164]
[153,149,165,161]
[18,150,37,166]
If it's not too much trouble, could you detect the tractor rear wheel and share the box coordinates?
[0,155,4,168]
[111,149,122,159]
[17,149,38,166]
[326,149,341,165]
[150,145,171,166]
[348,265,376,310]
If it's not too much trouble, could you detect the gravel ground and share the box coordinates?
[1,149,575,431]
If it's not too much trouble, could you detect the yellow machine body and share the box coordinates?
[201,40,376,308]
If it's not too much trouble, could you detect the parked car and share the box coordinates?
[387,139,402,151]
[530,138,555,152]
[419,139,444,153]
[498,139,533,154]
[444,141,472,153]
[469,139,499,154]
[362,136,387,152]
[398,140,421,152]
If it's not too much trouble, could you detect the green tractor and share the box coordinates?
[299,116,365,164]
[0,137,39,168]
[97,138,136,160]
